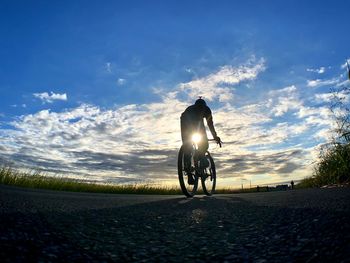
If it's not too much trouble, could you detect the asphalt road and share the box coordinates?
[0,185,349,262]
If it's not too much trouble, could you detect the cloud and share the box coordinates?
[275,162,299,174]
[307,78,339,88]
[0,99,186,182]
[117,78,126,85]
[215,148,306,178]
[307,67,325,74]
[296,105,333,130]
[340,59,350,69]
[268,85,302,117]
[33,92,67,103]
[10,104,27,108]
[313,91,350,105]
[185,67,193,73]
[314,93,334,103]
[105,62,112,73]
[179,57,266,102]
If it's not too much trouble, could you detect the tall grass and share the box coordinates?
[0,167,182,195]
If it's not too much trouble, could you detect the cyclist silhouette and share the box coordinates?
[180,98,221,184]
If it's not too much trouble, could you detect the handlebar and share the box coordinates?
[208,138,222,148]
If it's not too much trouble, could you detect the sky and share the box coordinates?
[0,0,349,187]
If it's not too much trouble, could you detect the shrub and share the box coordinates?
[304,62,350,187]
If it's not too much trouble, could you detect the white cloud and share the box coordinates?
[337,79,350,87]
[314,90,350,104]
[313,128,333,141]
[307,78,339,88]
[340,59,350,69]
[296,105,333,128]
[269,85,297,95]
[185,67,193,73]
[314,93,334,103]
[117,78,126,85]
[268,85,302,117]
[105,62,112,73]
[33,92,67,103]
[307,67,325,74]
[179,57,266,102]
[10,104,27,108]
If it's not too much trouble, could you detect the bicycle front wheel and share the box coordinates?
[201,153,216,196]
[178,145,198,197]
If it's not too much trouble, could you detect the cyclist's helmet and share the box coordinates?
[195,98,207,107]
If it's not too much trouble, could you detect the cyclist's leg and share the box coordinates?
[180,117,193,172]
[180,119,195,184]
[198,130,209,157]
[183,143,192,172]
[198,131,209,168]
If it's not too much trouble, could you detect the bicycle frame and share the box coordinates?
[191,139,215,178]
[178,134,220,197]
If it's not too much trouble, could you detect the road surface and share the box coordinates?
[1,185,349,262]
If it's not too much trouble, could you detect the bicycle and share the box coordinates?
[178,134,221,197]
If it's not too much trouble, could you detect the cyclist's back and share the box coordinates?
[181,104,212,133]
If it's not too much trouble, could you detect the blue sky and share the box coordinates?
[0,0,349,187]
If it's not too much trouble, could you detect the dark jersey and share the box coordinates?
[181,104,217,138]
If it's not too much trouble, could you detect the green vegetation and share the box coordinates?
[0,167,182,195]
[299,66,350,188]
[298,142,350,188]
[218,186,271,194]
[314,143,349,186]
[0,166,276,195]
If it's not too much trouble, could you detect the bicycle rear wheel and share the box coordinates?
[178,145,198,197]
[201,153,216,196]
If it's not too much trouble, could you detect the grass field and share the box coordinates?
[0,167,183,195]
[0,166,291,195]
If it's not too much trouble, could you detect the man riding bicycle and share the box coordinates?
[180,98,221,184]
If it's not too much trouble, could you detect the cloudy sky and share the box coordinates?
[0,0,349,187]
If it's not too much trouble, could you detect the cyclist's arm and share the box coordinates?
[205,109,217,139]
